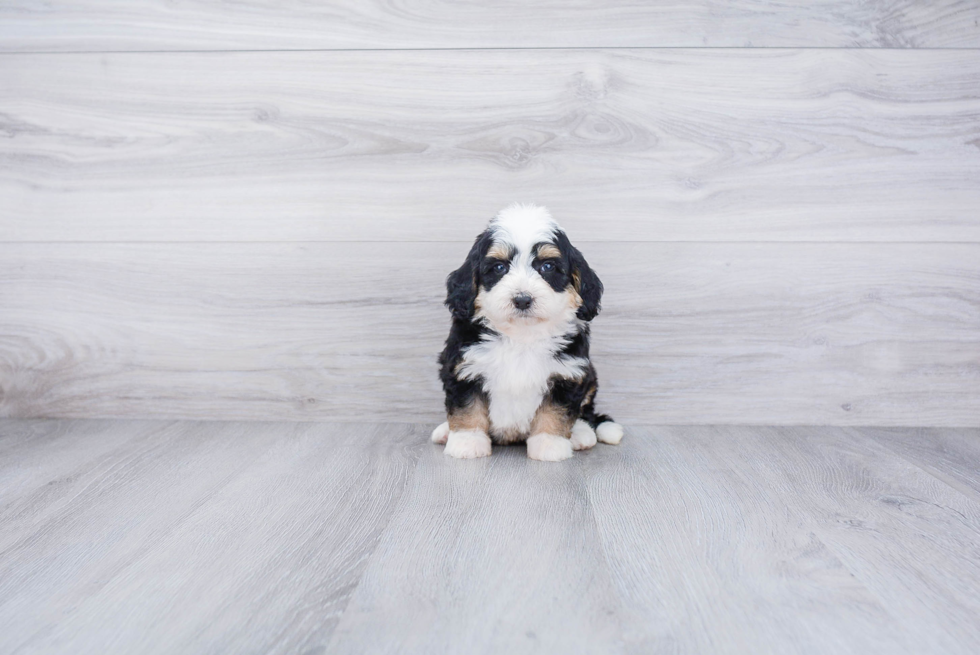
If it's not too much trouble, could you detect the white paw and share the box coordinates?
[570,419,597,451]
[431,421,450,445]
[444,429,492,459]
[526,433,573,462]
[596,421,624,445]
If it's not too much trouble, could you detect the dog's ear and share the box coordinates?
[446,229,492,321]
[558,232,603,321]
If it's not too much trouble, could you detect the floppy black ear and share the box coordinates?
[445,229,492,321]
[562,235,603,321]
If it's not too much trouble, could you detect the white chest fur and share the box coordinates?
[457,332,587,440]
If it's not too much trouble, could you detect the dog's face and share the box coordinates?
[445,204,602,336]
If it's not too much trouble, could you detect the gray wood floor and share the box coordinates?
[3,5,978,651]
[2,419,979,654]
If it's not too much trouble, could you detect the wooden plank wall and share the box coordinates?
[1,2,978,425]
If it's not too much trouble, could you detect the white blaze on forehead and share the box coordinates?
[489,203,560,254]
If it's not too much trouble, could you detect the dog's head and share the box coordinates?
[445,204,602,335]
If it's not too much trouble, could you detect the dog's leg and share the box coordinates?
[526,401,574,462]
[595,421,624,445]
[430,421,450,444]
[444,396,492,459]
[578,380,624,446]
[570,419,597,451]
[445,430,492,459]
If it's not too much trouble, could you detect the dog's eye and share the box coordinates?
[539,261,555,273]
[493,262,507,274]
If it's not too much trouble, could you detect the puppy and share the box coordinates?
[431,203,623,461]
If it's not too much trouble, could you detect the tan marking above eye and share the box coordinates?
[487,243,512,260]
[536,244,561,259]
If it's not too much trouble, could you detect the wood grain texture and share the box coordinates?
[2,1,979,51]
[4,421,979,653]
[327,443,624,654]
[0,419,170,545]
[764,426,980,653]
[1,241,977,425]
[2,49,980,243]
[856,426,980,502]
[583,425,980,653]
[580,426,926,653]
[0,420,424,655]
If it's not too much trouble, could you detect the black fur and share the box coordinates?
[444,229,493,321]
[439,230,493,414]
[554,230,603,321]
[438,312,491,416]
[437,221,614,436]
[548,325,614,429]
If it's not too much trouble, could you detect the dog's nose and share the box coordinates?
[513,294,533,311]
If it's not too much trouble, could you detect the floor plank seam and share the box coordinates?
[6,46,980,56]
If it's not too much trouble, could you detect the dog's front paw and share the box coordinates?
[431,421,450,445]
[570,419,597,451]
[596,421,624,445]
[444,429,492,459]
[526,433,573,462]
